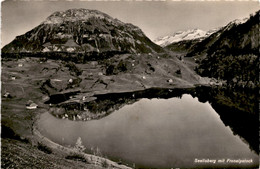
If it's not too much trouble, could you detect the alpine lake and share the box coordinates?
[37,86,259,168]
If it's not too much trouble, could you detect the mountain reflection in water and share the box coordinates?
[40,86,259,168]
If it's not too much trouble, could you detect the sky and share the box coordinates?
[1,0,259,47]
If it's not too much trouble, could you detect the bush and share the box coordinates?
[64,62,82,76]
[37,142,52,154]
[101,159,109,168]
[175,69,181,75]
[65,153,89,163]
[105,60,128,75]
[106,65,115,75]
[117,60,127,72]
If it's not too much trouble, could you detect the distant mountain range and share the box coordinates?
[155,13,258,59]
[153,29,217,47]
[154,10,259,87]
[2,9,163,55]
[153,29,217,55]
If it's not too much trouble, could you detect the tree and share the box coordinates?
[74,137,85,152]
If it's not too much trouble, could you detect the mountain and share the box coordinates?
[193,11,259,87]
[164,38,202,55]
[153,29,215,47]
[185,13,258,59]
[2,9,163,58]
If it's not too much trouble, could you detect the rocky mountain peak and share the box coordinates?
[2,8,162,57]
[43,9,118,25]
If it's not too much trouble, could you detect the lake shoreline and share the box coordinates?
[31,85,201,168]
[33,115,132,169]
[32,85,202,168]
[35,88,259,169]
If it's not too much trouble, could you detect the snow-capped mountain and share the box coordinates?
[2,9,162,55]
[154,29,216,47]
[185,14,257,58]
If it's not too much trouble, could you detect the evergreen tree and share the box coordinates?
[74,137,85,152]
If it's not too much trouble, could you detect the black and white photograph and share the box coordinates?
[1,0,259,168]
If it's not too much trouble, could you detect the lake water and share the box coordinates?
[37,94,258,168]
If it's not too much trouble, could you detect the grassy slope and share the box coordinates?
[1,139,104,169]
